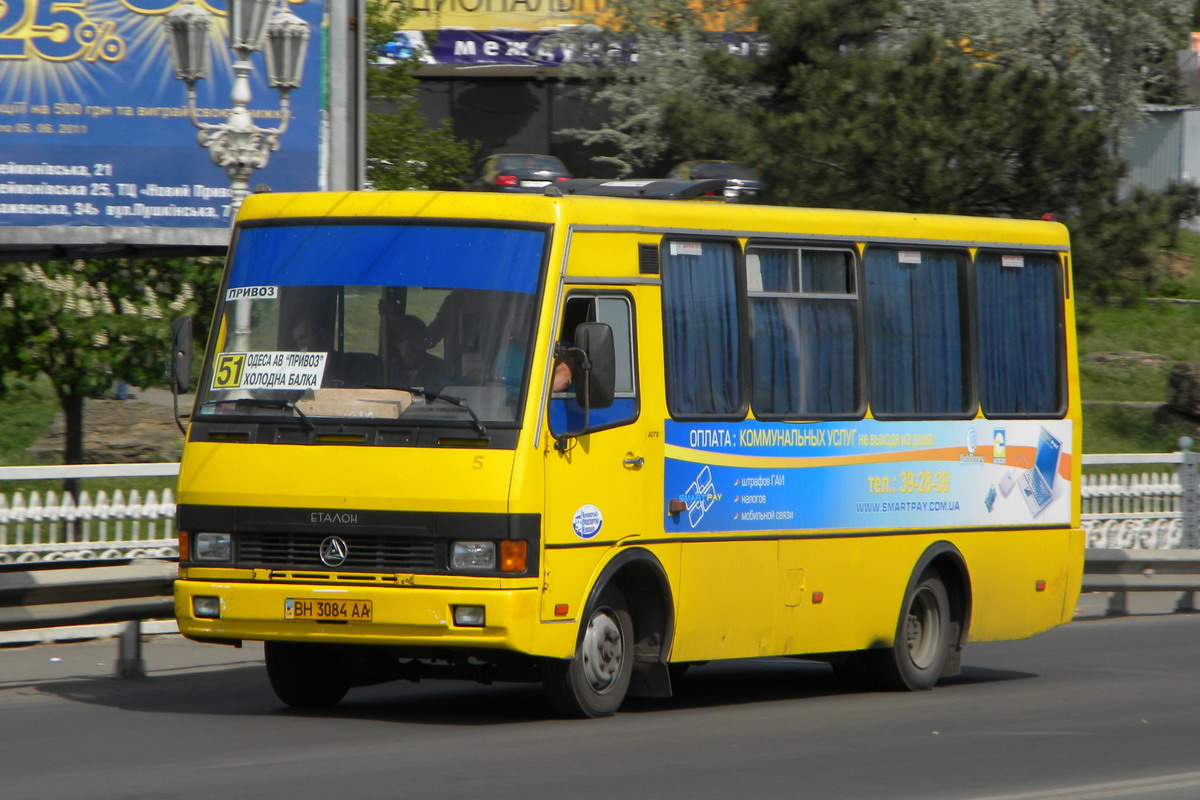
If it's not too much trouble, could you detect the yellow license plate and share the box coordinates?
[285,598,372,621]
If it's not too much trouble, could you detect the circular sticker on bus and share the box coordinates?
[572,505,604,539]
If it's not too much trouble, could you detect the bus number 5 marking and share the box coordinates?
[213,353,246,388]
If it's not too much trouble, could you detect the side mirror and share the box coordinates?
[550,322,616,451]
[571,322,615,410]
[170,317,193,394]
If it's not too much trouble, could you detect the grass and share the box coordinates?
[1081,405,1187,453]
[0,376,59,466]
[1077,301,1200,362]
[1073,230,1200,454]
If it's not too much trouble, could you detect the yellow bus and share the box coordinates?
[172,182,1083,718]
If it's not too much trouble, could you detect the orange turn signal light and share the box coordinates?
[500,540,527,572]
[1035,579,1046,592]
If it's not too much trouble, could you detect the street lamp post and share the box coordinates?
[164,0,311,219]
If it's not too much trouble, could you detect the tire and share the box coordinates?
[265,642,351,708]
[544,584,634,718]
[871,573,952,691]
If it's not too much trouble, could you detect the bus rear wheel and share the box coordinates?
[873,573,952,691]
[265,642,351,708]
[543,584,634,718]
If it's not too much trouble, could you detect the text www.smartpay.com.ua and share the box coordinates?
[855,500,962,513]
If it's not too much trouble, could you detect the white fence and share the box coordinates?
[1081,439,1200,550]
[1082,465,1184,549]
[2,445,1199,562]
[0,463,179,563]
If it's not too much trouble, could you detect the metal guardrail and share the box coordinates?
[1083,548,1200,616]
[0,558,176,676]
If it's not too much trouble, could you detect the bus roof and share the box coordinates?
[235,190,1071,251]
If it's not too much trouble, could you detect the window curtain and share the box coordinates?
[865,249,968,415]
[977,252,1062,414]
[662,242,741,416]
[750,249,857,416]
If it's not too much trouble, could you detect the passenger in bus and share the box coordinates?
[290,317,331,352]
[552,354,573,392]
[424,289,491,378]
[289,316,357,388]
[388,314,446,391]
[493,334,573,392]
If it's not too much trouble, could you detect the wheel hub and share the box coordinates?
[581,610,624,693]
[906,586,942,670]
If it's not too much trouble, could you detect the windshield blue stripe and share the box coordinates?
[229,224,544,293]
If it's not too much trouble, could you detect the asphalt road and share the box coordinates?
[2,604,1199,800]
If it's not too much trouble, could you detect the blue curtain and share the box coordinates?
[662,242,742,416]
[865,249,968,415]
[750,249,857,416]
[977,252,1062,414]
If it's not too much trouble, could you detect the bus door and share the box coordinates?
[541,292,645,619]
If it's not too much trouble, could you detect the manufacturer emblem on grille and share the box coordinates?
[319,536,349,567]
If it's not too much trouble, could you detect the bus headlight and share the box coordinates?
[194,533,232,562]
[451,541,495,570]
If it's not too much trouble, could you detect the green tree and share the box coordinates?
[551,0,769,177]
[0,258,208,481]
[754,39,1121,218]
[364,0,474,189]
[884,0,1194,141]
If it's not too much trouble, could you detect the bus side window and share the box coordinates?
[551,293,638,430]
[976,251,1065,416]
[746,244,860,418]
[863,247,972,418]
[661,239,744,418]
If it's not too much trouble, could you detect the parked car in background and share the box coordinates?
[468,154,572,192]
[666,160,764,200]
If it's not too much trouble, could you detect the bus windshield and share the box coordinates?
[195,222,546,427]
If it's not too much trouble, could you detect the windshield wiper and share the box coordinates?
[215,397,315,431]
[390,386,488,437]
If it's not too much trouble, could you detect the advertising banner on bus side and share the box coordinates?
[664,419,1073,533]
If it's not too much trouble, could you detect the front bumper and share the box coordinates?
[175,577,554,655]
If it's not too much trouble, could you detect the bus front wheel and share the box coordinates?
[543,584,634,718]
[265,641,351,708]
[874,573,952,691]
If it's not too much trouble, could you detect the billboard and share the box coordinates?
[382,29,767,68]
[397,0,609,31]
[394,0,748,33]
[0,0,331,255]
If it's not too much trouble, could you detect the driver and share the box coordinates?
[388,315,446,391]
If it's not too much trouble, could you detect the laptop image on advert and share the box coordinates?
[1017,427,1062,517]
